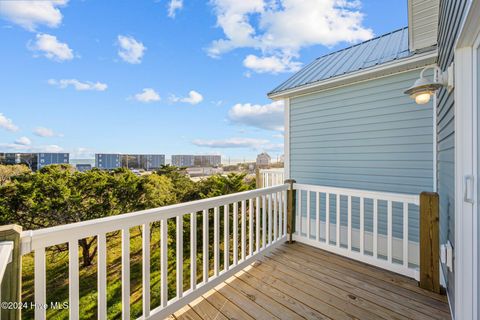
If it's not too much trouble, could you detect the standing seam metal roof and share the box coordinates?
[269,27,414,95]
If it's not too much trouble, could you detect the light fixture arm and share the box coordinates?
[419,64,454,91]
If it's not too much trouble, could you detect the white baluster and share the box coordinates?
[214,207,219,276]
[373,199,378,259]
[142,224,151,318]
[161,219,168,307]
[387,201,393,263]
[224,204,230,271]
[191,212,197,291]
[249,199,254,256]
[403,203,409,267]
[69,240,79,319]
[121,228,130,320]
[268,194,272,245]
[256,197,260,253]
[97,234,107,319]
[326,193,330,244]
[347,196,352,251]
[306,191,311,239]
[202,209,208,283]
[176,216,183,298]
[360,198,364,255]
[241,200,246,261]
[336,194,340,247]
[316,192,320,242]
[34,247,46,320]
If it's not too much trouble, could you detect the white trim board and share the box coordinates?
[454,1,480,318]
[268,50,438,100]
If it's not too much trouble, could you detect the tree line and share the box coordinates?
[0,164,255,266]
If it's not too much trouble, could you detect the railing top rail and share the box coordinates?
[293,183,420,205]
[259,168,284,172]
[21,184,288,252]
[0,241,13,281]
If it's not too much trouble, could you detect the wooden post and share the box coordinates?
[0,224,22,320]
[255,168,263,189]
[285,179,296,243]
[419,192,440,293]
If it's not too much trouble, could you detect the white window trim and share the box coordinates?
[454,1,480,318]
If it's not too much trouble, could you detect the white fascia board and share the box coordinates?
[268,50,438,100]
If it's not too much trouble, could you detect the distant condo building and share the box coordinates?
[95,154,165,171]
[0,152,69,171]
[172,155,221,167]
[171,155,195,167]
[95,154,121,170]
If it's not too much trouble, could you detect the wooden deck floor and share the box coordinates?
[169,242,451,320]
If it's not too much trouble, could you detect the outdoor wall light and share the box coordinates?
[404,64,454,105]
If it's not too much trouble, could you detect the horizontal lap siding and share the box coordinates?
[436,0,469,311]
[290,70,434,243]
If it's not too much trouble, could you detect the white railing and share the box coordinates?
[259,168,285,187]
[0,240,14,310]
[19,184,288,320]
[293,183,420,280]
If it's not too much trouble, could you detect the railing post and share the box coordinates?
[419,192,440,293]
[285,179,296,243]
[0,224,22,320]
[256,168,263,189]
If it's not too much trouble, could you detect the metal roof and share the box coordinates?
[269,27,415,96]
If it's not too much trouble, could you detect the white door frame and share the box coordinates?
[454,1,480,319]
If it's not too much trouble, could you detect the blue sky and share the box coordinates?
[0,0,407,162]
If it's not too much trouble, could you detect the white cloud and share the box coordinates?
[170,90,204,105]
[193,137,269,149]
[34,127,62,137]
[48,79,107,91]
[0,143,63,153]
[117,35,146,64]
[168,0,183,18]
[0,0,68,31]
[134,88,161,103]
[193,137,283,151]
[15,136,31,146]
[228,100,284,131]
[0,113,19,132]
[209,0,373,74]
[243,54,301,74]
[28,33,74,61]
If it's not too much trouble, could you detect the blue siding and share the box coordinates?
[436,0,469,311]
[290,70,434,244]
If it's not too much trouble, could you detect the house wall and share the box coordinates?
[289,69,434,245]
[408,0,439,51]
[436,0,469,312]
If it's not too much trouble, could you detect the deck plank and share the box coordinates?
[202,288,254,320]
[214,281,279,320]
[277,246,451,318]
[169,242,451,320]
[234,269,330,320]
[173,305,202,320]
[295,242,448,303]
[225,271,304,320]
[284,244,450,312]
[189,296,228,320]
[251,258,408,320]
[268,250,449,320]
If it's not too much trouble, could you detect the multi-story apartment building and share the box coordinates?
[121,154,165,171]
[171,155,195,167]
[95,154,165,171]
[171,155,221,167]
[0,152,69,171]
[38,153,69,169]
[95,154,121,170]
[194,155,221,167]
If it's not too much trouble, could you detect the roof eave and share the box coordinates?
[267,49,438,100]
